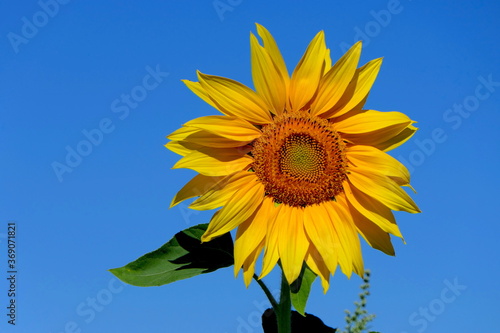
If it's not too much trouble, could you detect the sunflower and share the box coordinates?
[166,24,420,291]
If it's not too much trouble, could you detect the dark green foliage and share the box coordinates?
[109,224,234,286]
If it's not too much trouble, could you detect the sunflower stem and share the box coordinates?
[253,274,279,310]
[276,270,292,333]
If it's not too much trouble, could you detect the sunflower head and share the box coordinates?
[252,112,348,207]
[167,24,420,291]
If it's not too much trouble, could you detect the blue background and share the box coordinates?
[1,0,499,332]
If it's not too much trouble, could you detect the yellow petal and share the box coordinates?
[250,33,287,115]
[198,72,272,125]
[303,204,339,273]
[376,124,418,152]
[255,24,290,83]
[164,140,201,156]
[260,203,283,279]
[234,197,274,274]
[319,200,351,277]
[184,115,261,142]
[305,244,331,293]
[167,126,199,141]
[170,174,225,207]
[202,179,265,241]
[335,110,417,150]
[168,126,251,149]
[343,181,403,238]
[311,42,362,117]
[173,147,252,176]
[326,197,364,277]
[190,172,256,210]
[278,205,309,284]
[327,58,383,118]
[346,145,411,186]
[348,201,395,256]
[323,48,332,74]
[347,168,420,214]
[182,80,218,109]
[334,110,413,134]
[289,31,327,111]
[242,240,265,287]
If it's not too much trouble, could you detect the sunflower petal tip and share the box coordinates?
[196,70,205,79]
[233,266,240,278]
[169,199,177,209]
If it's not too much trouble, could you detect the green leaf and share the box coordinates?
[109,223,234,286]
[290,264,317,316]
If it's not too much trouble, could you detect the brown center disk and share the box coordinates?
[252,113,347,207]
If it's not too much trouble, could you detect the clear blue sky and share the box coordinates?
[1,1,499,332]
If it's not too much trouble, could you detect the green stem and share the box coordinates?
[253,274,279,310]
[276,270,292,333]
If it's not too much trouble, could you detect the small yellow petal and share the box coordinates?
[182,80,219,109]
[234,197,274,273]
[334,110,413,135]
[323,48,332,74]
[343,181,403,238]
[255,23,290,83]
[173,147,252,176]
[260,203,283,279]
[327,57,383,118]
[303,204,339,273]
[164,140,201,156]
[335,110,417,151]
[167,126,199,141]
[184,115,261,142]
[242,240,265,287]
[251,33,287,115]
[289,31,327,111]
[376,124,418,152]
[198,72,272,125]
[278,205,309,284]
[325,197,364,277]
[170,174,225,208]
[347,168,421,214]
[348,202,395,256]
[190,172,256,211]
[346,145,411,186]
[202,179,265,241]
[305,244,331,293]
[311,42,362,117]
[168,126,252,149]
